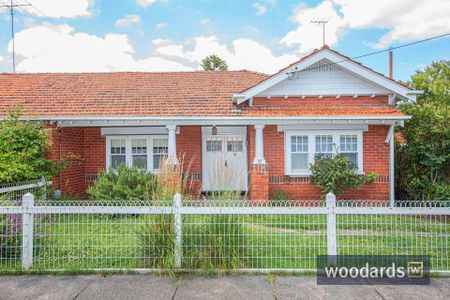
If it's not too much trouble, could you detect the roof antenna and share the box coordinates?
[311,18,329,46]
[1,0,31,73]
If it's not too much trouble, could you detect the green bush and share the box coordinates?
[396,60,449,200]
[87,165,156,200]
[310,154,377,197]
[0,108,65,184]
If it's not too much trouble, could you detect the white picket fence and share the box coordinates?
[0,193,449,273]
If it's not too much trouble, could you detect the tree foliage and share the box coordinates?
[201,54,228,71]
[310,154,377,197]
[0,108,62,184]
[396,60,450,200]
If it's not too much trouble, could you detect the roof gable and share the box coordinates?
[234,47,422,104]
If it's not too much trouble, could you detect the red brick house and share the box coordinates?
[0,46,421,200]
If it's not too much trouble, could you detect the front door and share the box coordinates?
[202,129,248,191]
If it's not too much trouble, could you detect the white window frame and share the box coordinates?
[285,130,363,176]
[106,135,168,172]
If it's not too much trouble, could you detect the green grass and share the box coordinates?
[0,214,449,272]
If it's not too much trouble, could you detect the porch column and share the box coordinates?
[166,125,177,163]
[253,125,266,164]
[250,124,269,204]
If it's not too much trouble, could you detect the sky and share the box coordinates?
[0,0,449,81]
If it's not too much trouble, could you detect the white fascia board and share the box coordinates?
[16,115,411,127]
[234,49,422,103]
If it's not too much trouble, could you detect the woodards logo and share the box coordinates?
[317,256,430,285]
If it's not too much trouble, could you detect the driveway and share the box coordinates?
[0,275,449,300]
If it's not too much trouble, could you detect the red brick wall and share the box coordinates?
[176,126,202,194]
[252,95,389,106]
[49,127,87,198]
[248,124,390,200]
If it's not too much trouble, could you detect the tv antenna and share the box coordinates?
[311,18,329,46]
[1,0,32,73]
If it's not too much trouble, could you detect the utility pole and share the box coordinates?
[311,18,329,46]
[1,0,31,73]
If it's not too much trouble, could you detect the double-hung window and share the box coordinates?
[106,135,168,172]
[285,130,363,176]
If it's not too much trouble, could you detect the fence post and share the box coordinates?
[326,192,337,265]
[22,193,34,270]
[173,193,182,269]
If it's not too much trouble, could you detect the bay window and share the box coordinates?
[285,130,363,176]
[106,135,168,172]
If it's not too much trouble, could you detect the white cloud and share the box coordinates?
[10,24,190,72]
[136,0,168,8]
[115,14,141,27]
[155,22,166,29]
[281,0,450,52]
[20,0,93,19]
[253,2,268,15]
[154,36,297,73]
[199,19,210,25]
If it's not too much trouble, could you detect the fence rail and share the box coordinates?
[0,193,449,273]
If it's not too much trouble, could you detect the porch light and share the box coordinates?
[212,125,218,135]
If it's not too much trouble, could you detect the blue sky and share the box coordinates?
[0,0,449,81]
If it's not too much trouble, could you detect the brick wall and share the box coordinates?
[176,126,202,194]
[248,124,390,200]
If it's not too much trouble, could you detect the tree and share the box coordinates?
[201,55,228,71]
[310,154,377,197]
[396,60,450,200]
[0,108,65,183]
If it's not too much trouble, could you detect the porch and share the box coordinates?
[47,116,398,201]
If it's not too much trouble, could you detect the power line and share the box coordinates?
[0,0,31,73]
[287,32,450,78]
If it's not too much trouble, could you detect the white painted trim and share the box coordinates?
[388,124,395,205]
[201,126,247,135]
[284,129,364,176]
[385,124,395,143]
[234,49,421,104]
[278,125,368,132]
[101,127,178,136]
[253,125,266,164]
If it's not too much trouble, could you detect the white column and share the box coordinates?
[22,193,34,270]
[389,125,395,207]
[253,125,266,164]
[166,125,177,163]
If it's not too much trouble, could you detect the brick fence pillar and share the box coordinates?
[249,163,269,205]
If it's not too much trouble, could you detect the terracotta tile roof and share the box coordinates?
[0,50,406,119]
[240,104,404,117]
[0,71,268,117]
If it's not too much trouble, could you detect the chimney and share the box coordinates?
[389,50,393,79]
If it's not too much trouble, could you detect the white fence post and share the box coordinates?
[22,193,34,270]
[173,193,182,269]
[326,192,337,265]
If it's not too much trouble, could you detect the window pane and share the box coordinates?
[153,139,168,170]
[132,155,147,169]
[132,139,147,154]
[340,135,357,152]
[111,155,126,169]
[227,138,243,152]
[111,139,126,154]
[291,135,308,153]
[206,138,222,152]
[291,153,308,170]
[315,153,333,161]
[341,153,358,167]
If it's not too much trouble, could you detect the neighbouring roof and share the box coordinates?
[0,47,410,120]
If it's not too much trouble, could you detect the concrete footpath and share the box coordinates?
[0,275,449,300]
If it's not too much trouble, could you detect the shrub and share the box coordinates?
[310,154,377,197]
[0,107,66,184]
[87,165,156,200]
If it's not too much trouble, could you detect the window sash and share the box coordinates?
[285,130,363,176]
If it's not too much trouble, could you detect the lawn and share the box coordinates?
[1,214,449,272]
